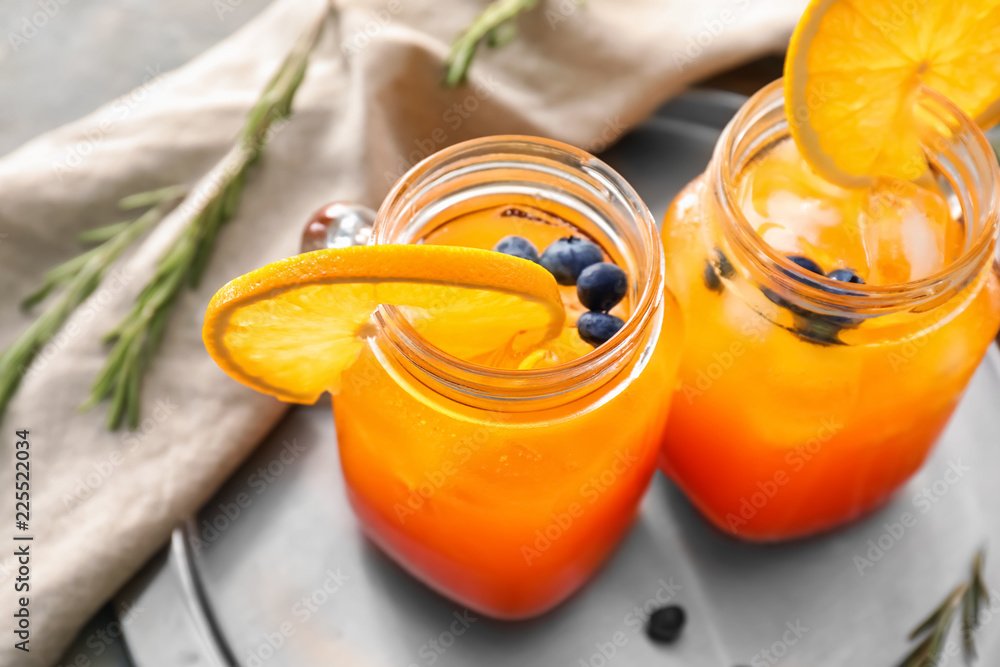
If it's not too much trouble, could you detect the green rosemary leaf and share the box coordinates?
[144,301,171,365]
[444,46,477,90]
[19,283,58,312]
[972,550,988,603]
[908,585,962,640]
[444,0,538,87]
[125,353,142,430]
[101,322,125,345]
[899,631,935,667]
[486,21,518,49]
[81,325,131,413]
[21,247,101,310]
[0,298,77,412]
[926,597,959,660]
[105,347,130,430]
[962,584,978,660]
[118,184,189,211]
[77,221,132,244]
[963,549,989,659]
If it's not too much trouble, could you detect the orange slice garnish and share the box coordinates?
[785,0,1000,187]
[203,245,565,403]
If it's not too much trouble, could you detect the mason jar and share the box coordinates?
[328,137,684,618]
[658,80,1000,541]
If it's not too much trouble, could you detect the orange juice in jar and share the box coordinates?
[331,137,683,618]
[658,81,1000,541]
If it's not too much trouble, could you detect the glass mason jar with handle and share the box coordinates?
[658,80,1000,541]
[317,137,683,618]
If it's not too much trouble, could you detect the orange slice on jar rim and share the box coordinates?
[785,0,1000,188]
[203,245,565,403]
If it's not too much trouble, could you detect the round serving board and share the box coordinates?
[118,90,1000,667]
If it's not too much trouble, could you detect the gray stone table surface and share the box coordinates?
[0,1,271,663]
[0,0,272,157]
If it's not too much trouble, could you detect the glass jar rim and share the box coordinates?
[370,135,667,402]
[711,79,1000,315]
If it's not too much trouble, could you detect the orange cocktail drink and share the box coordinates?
[333,137,682,618]
[659,81,1000,541]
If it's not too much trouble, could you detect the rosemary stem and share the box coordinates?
[83,7,328,430]
[0,192,184,421]
[444,0,538,87]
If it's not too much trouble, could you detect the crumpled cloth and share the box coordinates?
[0,0,806,663]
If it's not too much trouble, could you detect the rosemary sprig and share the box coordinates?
[444,0,538,87]
[900,549,990,667]
[0,186,185,420]
[83,8,327,430]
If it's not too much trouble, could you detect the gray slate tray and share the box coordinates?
[117,90,1000,667]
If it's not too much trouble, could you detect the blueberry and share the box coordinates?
[762,255,841,345]
[761,256,871,346]
[703,259,722,293]
[647,604,686,644]
[761,255,824,308]
[577,311,625,347]
[493,235,540,263]
[577,262,628,312]
[827,268,864,284]
[786,255,824,275]
[716,249,735,278]
[761,254,828,303]
[539,236,604,285]
[703,248,735,293]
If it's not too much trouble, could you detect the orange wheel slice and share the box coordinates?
[785,0,1000,187]
[203,245,565,403]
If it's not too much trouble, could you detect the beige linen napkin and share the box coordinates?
[0,0,806,663]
